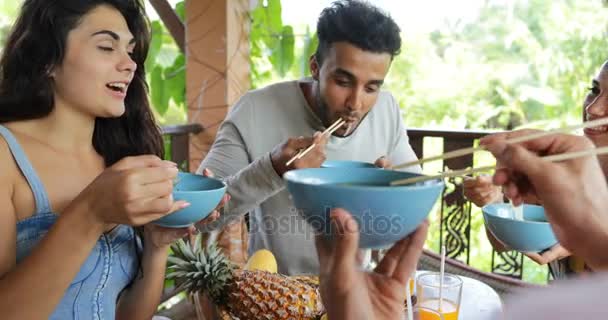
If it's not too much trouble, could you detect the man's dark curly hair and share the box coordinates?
[314,0,401,66]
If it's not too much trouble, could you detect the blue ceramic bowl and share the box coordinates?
[284,168,444,249]
[482,203,558,252]
[153,172,226,228]
[321,160,377,169]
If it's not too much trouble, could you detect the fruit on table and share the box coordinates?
[167,235,324,319]
[245,249,278,273]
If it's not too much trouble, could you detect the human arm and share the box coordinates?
[481,131,608,270]
[0,155,182,319]
[198,115,328,230]
[115,168,227,320]
[463,175,504,207]
[316,208,428,320]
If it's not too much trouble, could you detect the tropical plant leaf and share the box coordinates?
[175,1,185,21]
[145,21,164,72]
[151,66,170,115]
[272,25,294,77]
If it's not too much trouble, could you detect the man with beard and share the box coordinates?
[197,0,420,275]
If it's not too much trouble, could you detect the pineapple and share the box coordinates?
[167,235,325,319]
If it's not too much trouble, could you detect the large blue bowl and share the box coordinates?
[154,172,226,228]
[321,160,377,169]
[482,203,558,252]
[284,168,444,249]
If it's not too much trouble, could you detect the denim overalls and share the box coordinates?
[0,125,140,320]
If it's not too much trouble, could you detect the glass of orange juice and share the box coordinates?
[416,272,462,320]
[414,306,444,320]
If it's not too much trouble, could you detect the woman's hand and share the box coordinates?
[524,245,571,265]
[480,130,608,269]
[463,175,504,207]
[142,168,229,249]
[70,155,189,227]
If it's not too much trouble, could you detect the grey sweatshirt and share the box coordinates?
[198,78,420,275]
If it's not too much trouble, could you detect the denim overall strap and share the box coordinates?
[0,125,52,214]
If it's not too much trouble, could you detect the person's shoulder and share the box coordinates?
[0,124,17,187]
[376,90,400,109]
[247,80,301,105]
[230,80,300,112]
[368,90,402,121]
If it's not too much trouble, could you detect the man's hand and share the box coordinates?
[374,156,391,169]
[316,208,428,320]
[270,132,328,177]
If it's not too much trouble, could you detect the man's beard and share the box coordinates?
[314,90,366,138]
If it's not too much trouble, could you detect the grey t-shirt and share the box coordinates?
[198,78,420,275]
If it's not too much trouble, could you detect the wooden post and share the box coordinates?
[186,0,250,171]
[184,1,252,318]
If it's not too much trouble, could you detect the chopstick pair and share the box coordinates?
[391,117,608,170]
[285,118,346,166]
[389,145,608,186]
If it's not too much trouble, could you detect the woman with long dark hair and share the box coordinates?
[0,1,220,318]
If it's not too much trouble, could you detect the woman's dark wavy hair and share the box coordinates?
[314,0,401,66]
[0,0,163,166]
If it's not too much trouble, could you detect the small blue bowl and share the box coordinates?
[154,172,226,228]
[482,203,558,252]
[321,160,377,169]
[284,168,444,249]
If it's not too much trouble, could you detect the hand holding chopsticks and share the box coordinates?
[392,117,608,170]
[270,118,344,177]
[285,118,345,166]
[390,137,608,186]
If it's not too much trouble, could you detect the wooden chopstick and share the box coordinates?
[297,118,345,160]
[390,145,608,186]
[285,118,345,166]
[392,117,608,170]
[289,118,344,162]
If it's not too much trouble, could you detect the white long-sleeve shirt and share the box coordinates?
[198,78,420,275]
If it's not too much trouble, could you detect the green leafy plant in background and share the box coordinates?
[146,1,186,125]
[249,0,317,88]
[389,0,608,131]
[0,1,21,50]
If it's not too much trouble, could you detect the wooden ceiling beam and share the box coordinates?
[149,0,185,52]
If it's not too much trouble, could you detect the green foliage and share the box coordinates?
[146,2,186,125]
[250,0,302,86]
[0,1,22,51]
[387,0,608,131]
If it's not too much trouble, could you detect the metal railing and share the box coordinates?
[408,128,527,279]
